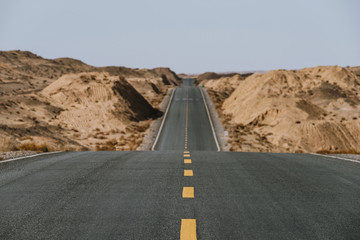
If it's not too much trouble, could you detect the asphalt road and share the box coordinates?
[153,78,218,151]
[1,79,360,239]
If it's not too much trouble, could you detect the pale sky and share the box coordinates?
[1,0,359,73]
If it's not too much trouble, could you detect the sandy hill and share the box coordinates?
[200,74,245,92]
[350,66,360,77]
[197,72,251,82]
[0,50,180,152]
[197,72,221,81]
[39,72,160,150]
[219,66,360,153]
[0,51,180,105]
[0,51,96,93]
[198,74,249,116]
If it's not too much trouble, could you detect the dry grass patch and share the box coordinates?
[16,143,51,152]
[96,139,117,151]
[316,149,360,154]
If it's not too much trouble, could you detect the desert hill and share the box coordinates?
[0,50,180,152]
[0,51,179,105]
[0,51,96,93]
[39,72,160,150]
[199,73,249,115]
[203,66,360,153]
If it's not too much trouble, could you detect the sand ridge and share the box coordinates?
[205,66,360,153]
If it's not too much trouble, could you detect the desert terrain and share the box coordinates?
[201,66,360,153]
[0,50,180,153]
[1,50,360,155]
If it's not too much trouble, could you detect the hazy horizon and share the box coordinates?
[1,0,359,73]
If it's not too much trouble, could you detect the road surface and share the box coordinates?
[1,79,360,239]
[153,78,218,151]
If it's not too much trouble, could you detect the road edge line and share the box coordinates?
[0,151,62,164]
[151,88,176,151]
[199,87,220,151]
[310,153,360,164]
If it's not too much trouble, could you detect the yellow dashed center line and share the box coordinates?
[181,87,197,239]
[184,169,193,176]
[180,219,197,240]
[184,159,192,164]
[182,187,194,198]
[185,88,189,150]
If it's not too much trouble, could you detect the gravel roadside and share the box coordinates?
[138,88,174,151]
[332,154,360,161]
[0,151,38,161]
[200,87,230,151]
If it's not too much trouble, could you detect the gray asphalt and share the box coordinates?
[1,79,360,239]
[154,79,218,151]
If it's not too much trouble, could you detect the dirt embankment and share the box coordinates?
[199,74,247,117]
[0,50,180,152]
[203,66,360,153]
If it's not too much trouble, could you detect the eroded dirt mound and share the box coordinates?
[221,66,360,153]
[39,72,160,150]
[0,50,180,152]
[42,72,159,123]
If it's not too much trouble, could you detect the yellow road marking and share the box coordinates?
[180,219,197,240]
[182,187,194,198]
[184,159,192,164]
[184,154,190,157]
[185,88,189,150]
[184,170,193,176]
[184,151,190,153]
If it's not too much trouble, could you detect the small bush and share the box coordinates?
[16,143,50,152]
[95,139,117,151]
[136,125,147,132]
[317,149,360,154]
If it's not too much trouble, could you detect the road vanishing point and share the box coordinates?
[1,79,360,239]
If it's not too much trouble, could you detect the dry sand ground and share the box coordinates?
[0,50,180,153]
[201,66,360,153]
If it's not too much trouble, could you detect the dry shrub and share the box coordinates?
[16,143,50,152]
[136,122,150,133]
[19,136,34,141]
[0,156,4,161]
[136,125,147,133]
[317,149,360,154]
[96,139,117,151]
[128,141,137,151]
[73,133,81,138]
[0,137,17,151]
